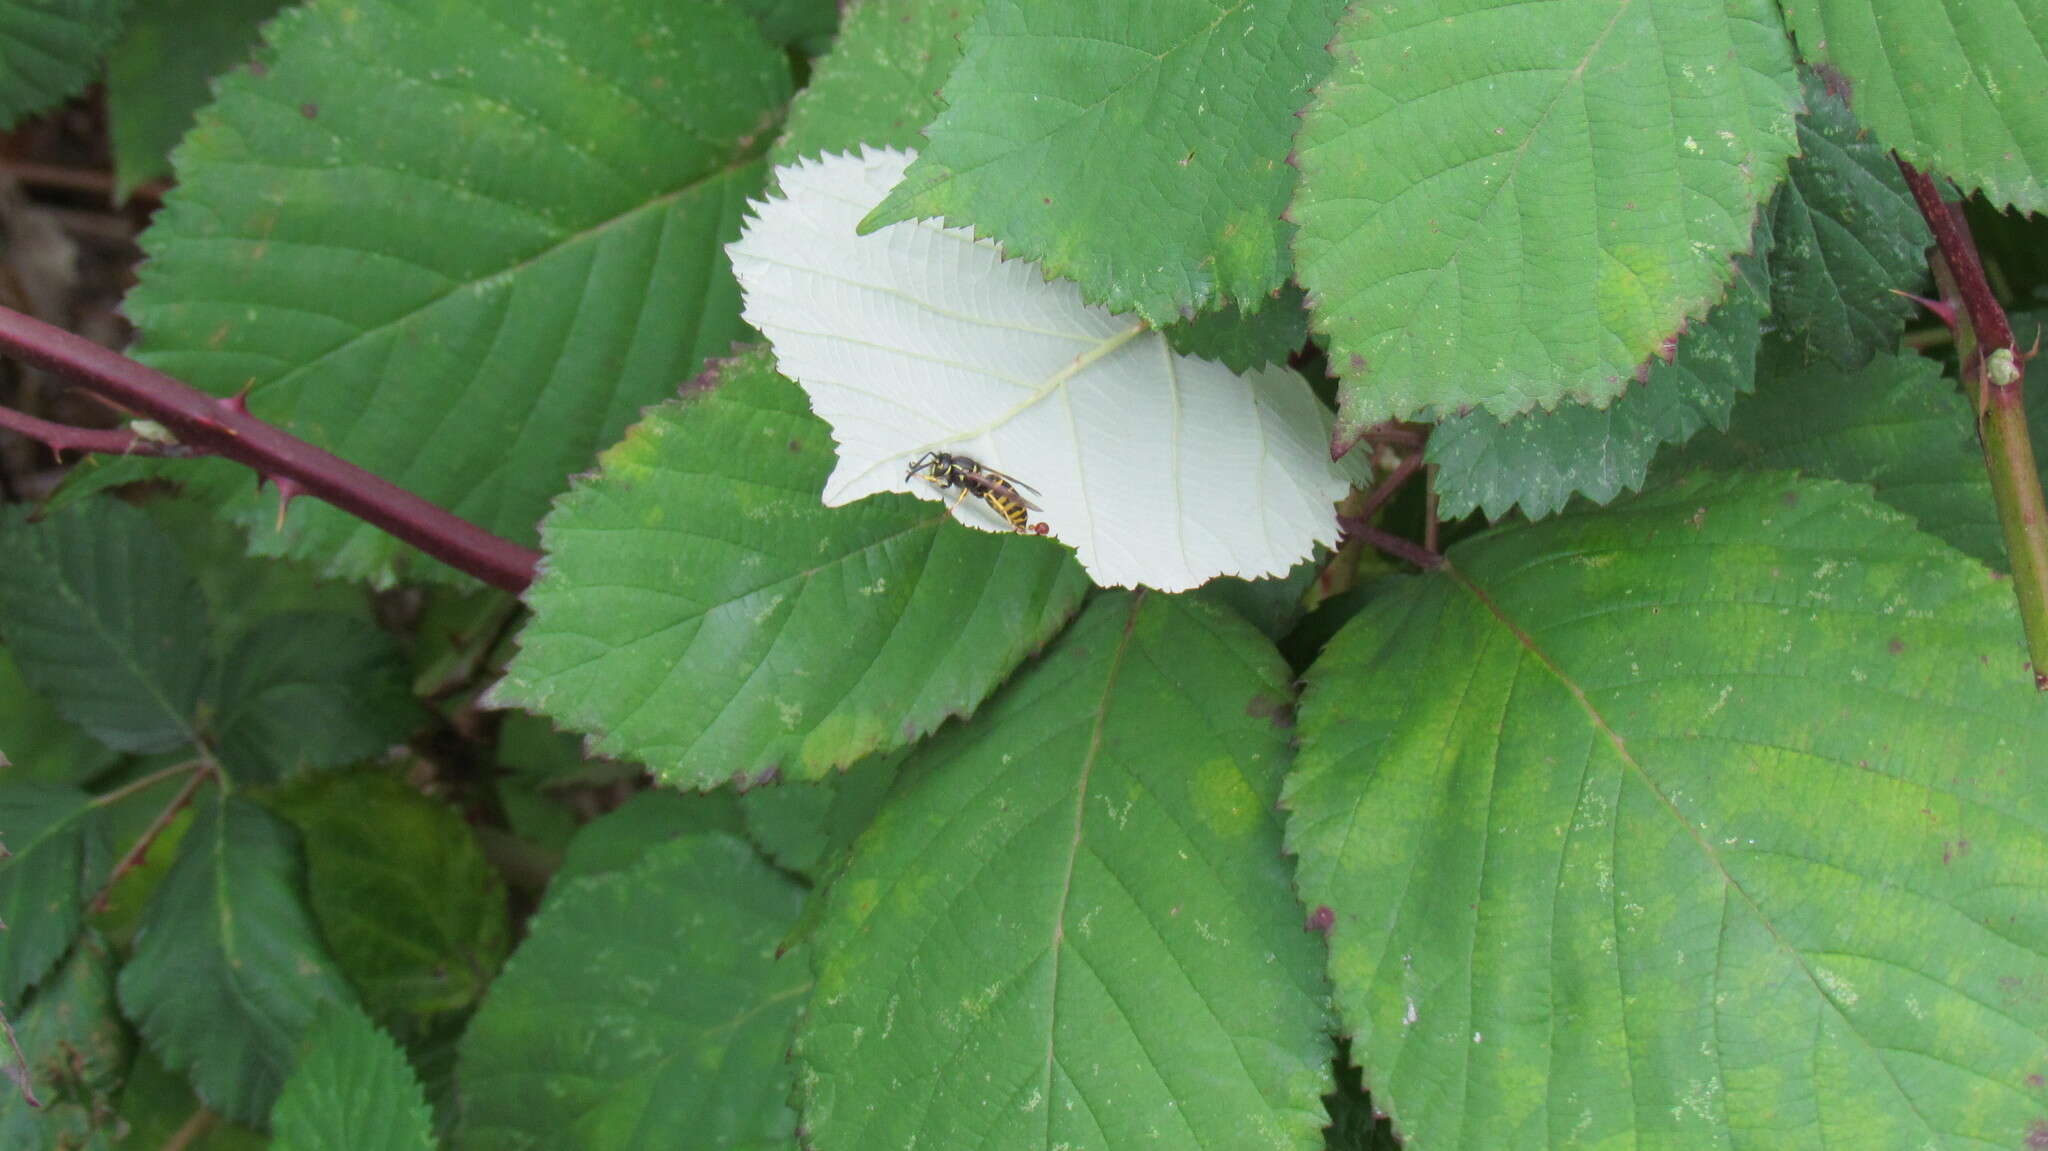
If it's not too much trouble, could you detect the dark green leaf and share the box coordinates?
[737,749,898,881]
[112,1050,268,1150]
[1293,0,1800,425]
[457,833,808,1151]
[211,613,419,784]
[147,494,372,656]
[0,500,207,753]
[866,0,1346,322]
[494,711,637,789]
[0,648,118,785]
[268,771,508,1038]
[0,934,127,1151]
[117,792,356,1125]
[105,0,285,197]
[1193,552,1323,640]
[1289,472,2048,1150]
[0,784,102,1003]
[1781,0,2048,213]
[773,0,977,164]
[731,0,839,54]
[553,788,748,887]
[798,593,1333,1149]
[493,349,1088,787]
[1768,70,1931,368]
[1660,344,2001,566]
[125,0,792,585]
[1431,227,1773,521]
[270,1003,435,1151]
[0,0,129,128]
[1162,282,1311,374]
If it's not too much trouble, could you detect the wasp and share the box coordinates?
[904,451,1042,533]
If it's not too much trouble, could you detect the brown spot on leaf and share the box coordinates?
[1246,693,1295,728]
[787,439,802,453]
[300,102,318,119]
[1781,490,1800,507]
[1888,638,1905,654]
[2029,1073,2045,1088]
[2028,1119,2048,1149]
[1305,905,1335,935]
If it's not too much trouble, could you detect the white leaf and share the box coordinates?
[727,148,1359,592]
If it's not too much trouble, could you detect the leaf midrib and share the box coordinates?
[1442,557,1948,1143]
[1040,594,1143,1144]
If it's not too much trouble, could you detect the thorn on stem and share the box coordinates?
[1892,289,1957,328]
[218,387,252,417]
[272,477,304,530]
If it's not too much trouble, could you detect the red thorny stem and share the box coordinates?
[0,305,539,592]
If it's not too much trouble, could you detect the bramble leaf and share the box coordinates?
[1288,472,2048,1151]
[0,934,127,1150]
[125,0,792,585]
[864,0,1346,322]
[737,749,898,881]
[0,785,101,1004]
[798,593,1334,1150]
[1660,344,2001,567]
[492,349,1087,787]
[268,772,509,1039]
[1292,0,1800,426]
[731,149,1366,591]
[1768,71,1931,368]
[118,792,355,1125]
[1430,220,1773,521]
[0,501,207,753]
[270,1004,435,1151]
[105,0,284,197]
[1781,0,2048,213]
[772,0,977,164]
[0,0,130,128]
[211,613,419,783]
[456,834,807,1151]
[0,649,118,786]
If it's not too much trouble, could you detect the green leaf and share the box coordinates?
[117,792,356,1126]
[105,0,284,198]
[1292,0,1801,426]
[1781,0,2048,213]
[798,593,1333,1149]
[456,833,808,1151]
[210,613,420,784]
[553,787,748,887]
[0,0,130,128]
[731,0,839,54]
[772,0,978,164]
[147,493,373,656]
[124,0,793,586]
[0,934,128,1151]
[268,771,508,1038]
[1430,220,1774,521]
[1287,472,2048,1151]
[1162,282,1312,374]
[112,1049,269,1151]
[737,749,899,881]
[0,784,102,1004]
[1661,344,2002,567]
[865,0,1346,322]
[1768,70,1931,368]
[0,500,207,753]
[270,1004,435,1151]
[494,711,638,789]
[493,349,1088,787]
[0,648,118,785]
